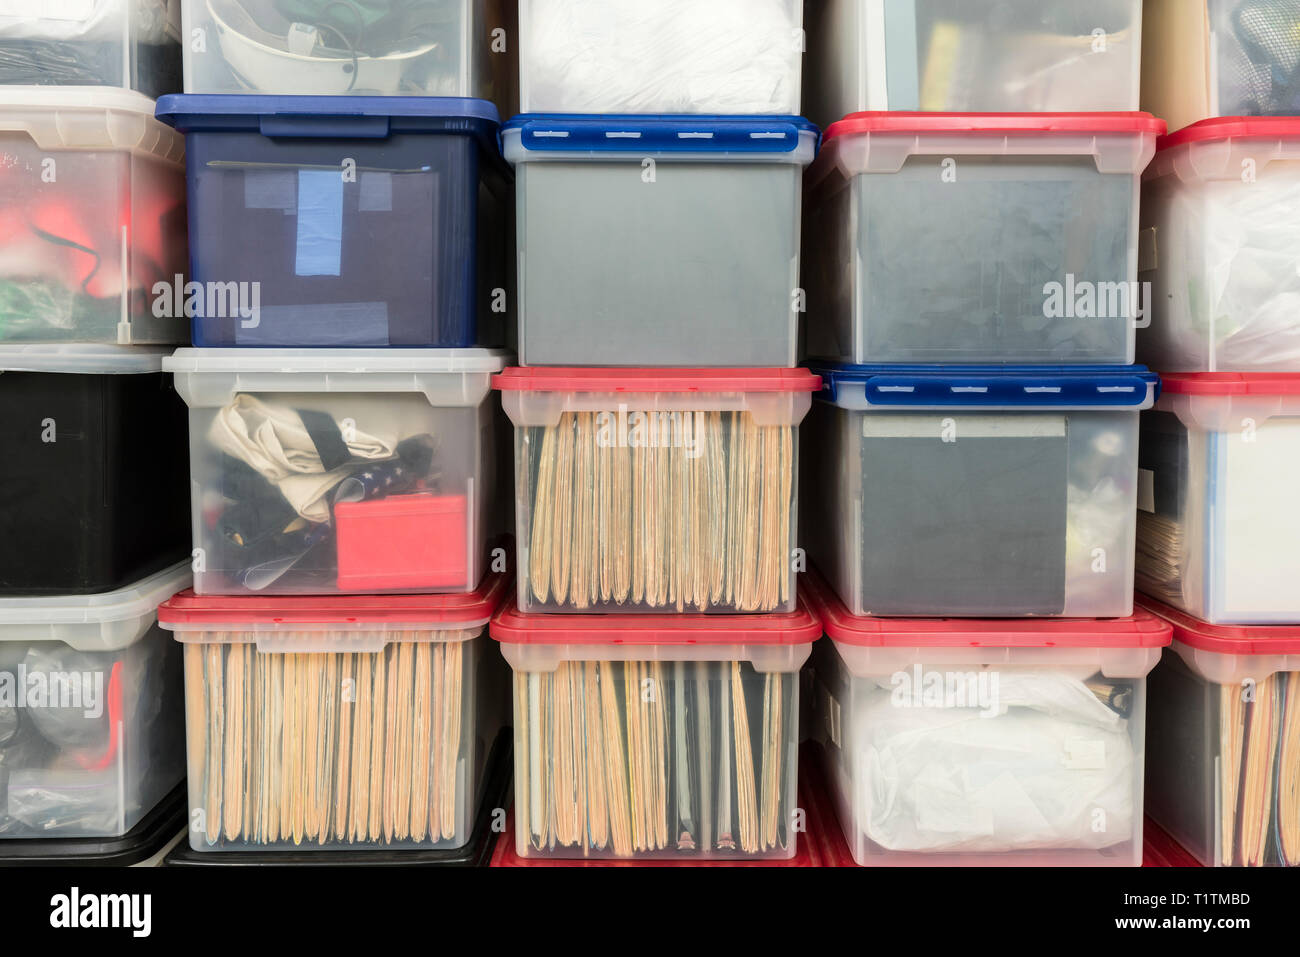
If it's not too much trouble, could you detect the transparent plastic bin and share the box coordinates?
[0,564,189,840]
[495,367,819,614]
[164,347,508,596]
[1139,597,1300,867]
[180,0,507,100]
[805,0,1142,128]
[490,593,819,860]
[1140,118,1300,372]
[0,88,187,345]
[157,573,509,852]
[804,112,1163,366]
[805,572,1170,867]
[1142,1,1300,133]
[518,0,802,114]
[155,94,508,348]
[1137,373,1300,624]
[804,364,1159,618]
[0,0,180,95]
[0,345,190,595]
[502,115,816,367]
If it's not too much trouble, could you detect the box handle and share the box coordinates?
[259,115,392,139]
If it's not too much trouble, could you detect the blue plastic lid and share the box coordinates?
[155,95,500,149]
[501,114,820,154]
[808,362,1161,409]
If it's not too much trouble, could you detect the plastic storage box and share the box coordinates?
[1137,373,1300,624]
[806,571,1171,867]
[181,0,506,99]
[490,593,819,860]
[164,347,508,595]
[804,112,1164,366]
[0,345,190,595]
[495,367,819,614]
[518,0,802,114]
[502,114,816,367]
[805,0,1143,128]
[1142,0,1300,133]
[1140,118,1300,372]
[804,363,1159,618]
[1140,597,1300,867]
[0,0,180,96]
[158,572,508,852]
[0,89,187,345]
[155,95,507,348]
[0,564,189,840]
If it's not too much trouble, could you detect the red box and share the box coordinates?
[334,494,468,591]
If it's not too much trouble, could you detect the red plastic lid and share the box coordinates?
[490,594,821,646]
[824,111,1166,143]
[157,572,509,627]
[1158,115,1300,152]
[1159,372,1300,396]
[1137,596,1300,654]
[802,571,1171,649]
[492,367,821,394]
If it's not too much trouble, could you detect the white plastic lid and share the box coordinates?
[0,563,191,653]
[0,344,173,374]
[163,348,511,376]
[0,86,184,162]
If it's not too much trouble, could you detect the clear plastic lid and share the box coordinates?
[165,347,511,377]
[165,348,512,409]
[0,344,173,375]
[0,86,184,161]
[0,563,191,652]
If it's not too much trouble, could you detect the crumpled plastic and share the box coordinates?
[1155,174,1300,370]
[522,0,801,113]
[853,670,1135,853]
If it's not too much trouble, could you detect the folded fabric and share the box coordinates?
[854,670,1135,854]
[209,395,398,523]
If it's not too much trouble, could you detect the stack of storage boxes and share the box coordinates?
[801,0,1176,866]
[151,1,516,860]
[0,10,190,862]
[1138,1,1300,866]
[489,1,821,861]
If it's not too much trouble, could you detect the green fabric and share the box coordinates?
[0,279,117,342]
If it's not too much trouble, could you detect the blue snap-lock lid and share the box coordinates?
[808,362,1162,409]
[501,113,820,155]
[155,95,501,153]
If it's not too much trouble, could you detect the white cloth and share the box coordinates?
[854,671,1135,853]
[523,0,801,113]
[208,395,396,523]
